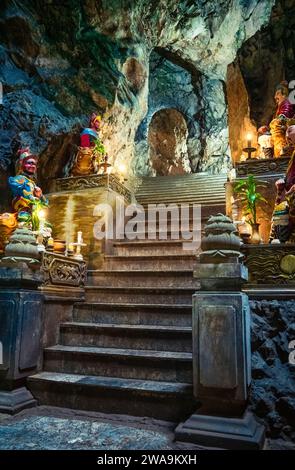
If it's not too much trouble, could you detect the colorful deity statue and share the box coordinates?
[71,113,105,176]
[270,125,295,242]
[0,148,48,253]
[269,82,295,157]
[8,148,48,226]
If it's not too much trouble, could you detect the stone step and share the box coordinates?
[134,204,225,221]
[73,303,192,327]
[136,180,226,188]
[137,175,226,184]
[136,190,225,198]
[43,345,193,383]
[136,191,225,198]
[28,372,196,421]
[85,286,196,304]
[87,270,199,288]
[102,254,197,271]
[60,322,192,352]
[112,240,196,256]
[123,230,201,241]
[136,197,225,206]
[137,174,226,186]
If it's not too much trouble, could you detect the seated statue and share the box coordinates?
[269,82,295,157]
[71,113,105,176]
[270,125,295,242]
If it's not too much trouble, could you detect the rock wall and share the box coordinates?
[227,0,295,161]
[133,50,201,176]
[250,300,295,442]
[0,0,275,189]
[226,61,258,163]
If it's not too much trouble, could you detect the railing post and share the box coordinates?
[175,214,265,449]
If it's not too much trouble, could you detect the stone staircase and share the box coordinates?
[136,172,226,211]
[28,173,226,422]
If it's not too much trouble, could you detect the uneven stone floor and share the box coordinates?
[0,406,204,451]
[0,406,293,450]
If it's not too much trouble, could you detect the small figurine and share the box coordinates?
[71,113,105,176]
[257,126,273,159]
[269,200,289,243]
[0,212,17,254]
[8,148,48,226]
[269,82,295,157]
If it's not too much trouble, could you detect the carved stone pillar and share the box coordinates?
[0,227,43,413]
[175,214,265,449]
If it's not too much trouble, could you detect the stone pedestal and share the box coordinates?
[39,251,86,352]
[175,214,265,449]
[191,290,251,414]
[175,411,264,450]
[47,174,133,268]
[0,265,43,414]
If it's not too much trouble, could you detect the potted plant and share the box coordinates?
[234,174,268,244]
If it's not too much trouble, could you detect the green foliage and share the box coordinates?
[94,138,106,156]
[234,175,268,226]
[31,200,49,232]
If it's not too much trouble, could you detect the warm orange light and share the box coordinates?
[118,163,126,174]
[38,209,46,219]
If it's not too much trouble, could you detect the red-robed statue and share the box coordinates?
[271,125,295,242]
[269,82,295,157]
[71,113,105,176]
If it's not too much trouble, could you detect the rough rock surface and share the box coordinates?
[134,50,200,176]
[250,300,295,442]
[0,0,275,190]
[237,0,295,128]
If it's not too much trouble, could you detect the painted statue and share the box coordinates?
[270,125,295,242]
[269,82,295,157]
[71,113,105,176]
[8,148,48,226]
[0,148,48,253]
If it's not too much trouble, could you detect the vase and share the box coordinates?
[251,223,261,244]
[53,239,66,254]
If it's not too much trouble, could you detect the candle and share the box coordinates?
[68,243,74,251]
[47,237,54,250]
[247,133,252,148]
[77,231,83,244]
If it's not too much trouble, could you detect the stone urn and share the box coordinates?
[201,213,242,261]
[2,227,40,264]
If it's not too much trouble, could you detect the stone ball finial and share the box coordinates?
[201,213,242,262]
